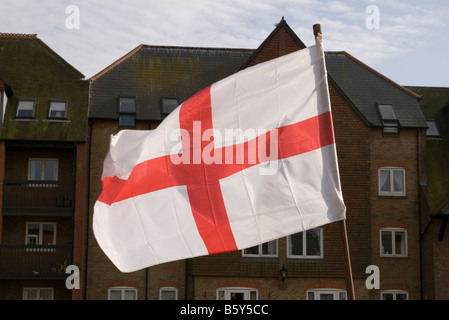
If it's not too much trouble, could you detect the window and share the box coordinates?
[377,104,399,134]
[23,288,54,300]
[28,159,58,187]
[378,167,405,196]
[48,100,67,119]
[26,222,56,245]
[161,98,178,117]
[287,228,323,258]
[381,290,408,300]
[16,99,36,118]
[426,119,440,138]
[217,288,258,300]
[108,287,137,300]
[118,97,136,128]
[307,289,347,300]
[243,240,277,257]
[160,287,178,300]
[380,228,407,257]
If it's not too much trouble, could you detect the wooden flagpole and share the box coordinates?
[313,23,356,300]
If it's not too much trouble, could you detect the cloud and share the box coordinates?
[0,0,447,85]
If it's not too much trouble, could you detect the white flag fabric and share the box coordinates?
[93,42,346,273]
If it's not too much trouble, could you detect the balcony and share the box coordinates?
[0,244,73,280]
[2,180,74,215]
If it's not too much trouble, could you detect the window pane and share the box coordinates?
[382,293,394,300]
[381,231,393,254]
[27,224,40,245]
[124,289,137,300]
[23,288,38,300]
[49,101,67,118]
[119,97,136,113]
[44,160,57,180]
[17,100,35,117]
[262,240,276,255]
[306,229,321,256]
[217,290,225,300]
[161,290,176,300]
[162,98,178,115]
[40,288,53,300]
[396,293,407,300]
[250,290,257,300]
[230,292,244,300]
[307,292,314,300]
[30,160,42,180]
[393,170,404,193]
[289,232,303,256]
[395,231,406,255]
[379,170,390,193]
[109,290,122,300]
[244,245,259,255]
[119,115,135,127]
[42,224,55,245]
[320,293,334,300]
[378,105,397,120]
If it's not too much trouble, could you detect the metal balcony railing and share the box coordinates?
[2,180,74,214]
[0,244,73,279]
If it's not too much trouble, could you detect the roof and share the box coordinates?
[405,86,449,214]
[89,45,254,120]
[0,33,89,141]
[325,51,427,129]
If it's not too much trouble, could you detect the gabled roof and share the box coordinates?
[0,33,84,79]
[0,33,89,141]
[89,45,254,120]
[325,51,427,129]
[240,17,306,69]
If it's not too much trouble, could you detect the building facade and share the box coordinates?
[1,19,443,300]
[0,33,89,300]
[84,19,428,300]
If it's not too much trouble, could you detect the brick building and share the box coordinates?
[405,86,449,300]
[85,19,428,300]
[0,33,89,300]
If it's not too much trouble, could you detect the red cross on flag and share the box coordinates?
[93,42,346,273]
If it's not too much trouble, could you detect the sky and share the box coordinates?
[1,0,448,87]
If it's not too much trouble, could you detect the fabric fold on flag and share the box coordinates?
[93,41,346,273]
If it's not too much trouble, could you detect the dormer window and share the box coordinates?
[48,100,67,119]
[161,98,178,117]
[118,97,136,128]
[377,104,399,134]
[426,119,441,138]
[16,99,36,118]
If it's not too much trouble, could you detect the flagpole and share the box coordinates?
[313,23,356,300]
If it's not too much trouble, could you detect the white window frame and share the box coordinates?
[242,240,278,258]
[25,222,56,246]
[381,290,409,300]
[48,100,68,119]
[16,99,36,118]
[306,289,347,300]
[378,167,405,196]
[28,158,59,181]
[380,228,408,257]
[108,286,138,300]
[159,287,178,300]
[287,228,323,259]
[216,287,258,300]
[23,287,54,300]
